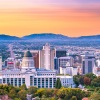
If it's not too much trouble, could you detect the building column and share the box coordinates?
[44,78,46,88]
[13,78,15,86]
[52,78,53,88]
[17,78,19,87]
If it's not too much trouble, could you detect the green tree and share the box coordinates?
[35,88,46,98]
[89,93,100,100]
[18,90,27,100]
[79,76,84,85]
[14,98,21,100]
[73,75,80,86]
[91,76,100,87]
[70,96,77,100]
[20,84,27,90]
[55,78,62,89]
[8,88,17,99]
[28,86,38,97]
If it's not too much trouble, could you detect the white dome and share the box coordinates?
[22,51,34,68]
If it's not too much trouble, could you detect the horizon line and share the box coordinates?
[0,33,100,38]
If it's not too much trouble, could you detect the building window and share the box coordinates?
[30,76,33,86]
[42,78,44,88]
[15,78,17,86]
[22,78,25,84]
[3,78,6,83]
[7,78,10,84]
[19,78,21,86]
[88,61,92,73]
[53,78,56,87]
[34,78,37,86]
[11,78,13,85]
[46,78,48,88]
[50,78,52,88]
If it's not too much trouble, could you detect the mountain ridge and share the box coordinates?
[0,33,100,40]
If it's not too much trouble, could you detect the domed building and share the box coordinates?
[21,50,36,73]
[22,50,34,68]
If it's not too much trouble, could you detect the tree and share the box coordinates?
[91,76,100,87]
[79,76,84,85]
[28,86,38,97]
[14,98,21,100]
[84,77,91,86]
[85,73,97,81]
[8,89,17,99]
[89,93,100,100]
[70,96,77,100]
[73,75,80,86]
[35,88,46,98]
[55,78,62,89]
[20,84,27,90]
[18,90,27,100]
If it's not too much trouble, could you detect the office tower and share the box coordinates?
[32,50,39,69]
[55,50,67,58]
[58,56,74,68]
[54,49,67,70]
[39,43,55,70]
[82,54,95,74]
[0,56,2,71]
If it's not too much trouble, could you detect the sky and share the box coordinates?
[0,0,100,37]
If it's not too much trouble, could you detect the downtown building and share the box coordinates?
[39,43,55,70]
[82,53,95,74]
[0,50,74,88]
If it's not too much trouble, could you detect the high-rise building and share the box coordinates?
[39,43,55,70]
[58,56,74,68]
[55,50,66,58]
[0,56,2,71]
[82,54,95,74]
[54,50,67,70]
[32,51,39,69]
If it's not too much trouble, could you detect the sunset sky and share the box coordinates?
[0,0,100,37]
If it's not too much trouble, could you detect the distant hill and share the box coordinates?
[78,35,100,39]
[0,34,20,40]
[22,33,69,40]
[0,33,100,41]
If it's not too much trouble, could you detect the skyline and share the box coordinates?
[0,0,100,37]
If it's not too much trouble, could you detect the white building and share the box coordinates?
[60,62,77,76]
[0,56,2,71]
[58,56,74,68]
[0,50,74,88]
[39,43,55,70]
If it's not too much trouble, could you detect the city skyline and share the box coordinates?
[0,0,100,37]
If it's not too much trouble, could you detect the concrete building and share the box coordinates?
[58,56,74,68]
[54,49,67,70]
[32,51,39,69]
[82,54,95,74]
[60,62,77,76]
[6,58,15,69]
[39,43,55,70]
[60,66,77,76]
